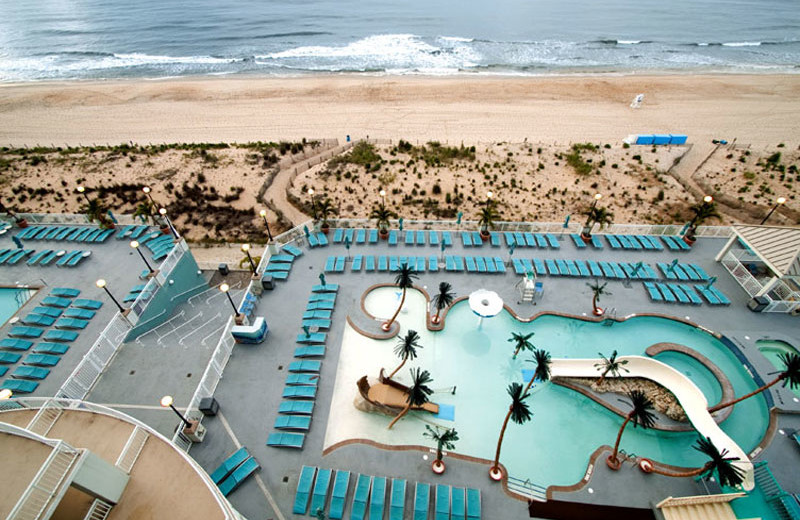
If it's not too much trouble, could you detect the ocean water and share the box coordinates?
[1,0,798,81]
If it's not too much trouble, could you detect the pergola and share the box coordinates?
[715,225,800,313]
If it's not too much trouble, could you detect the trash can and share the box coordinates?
[346,135,351,142]
[199,397,219,416]
[261,274,274,290]
[747,296,769,312]
[218,263,229,276]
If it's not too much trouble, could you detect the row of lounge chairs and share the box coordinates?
[293,466,481,520]
[308,232,329,248]
[142,234,176,261]
[513,258,659,280]
[656,262,711,281]
[26,249,92,268]
[267,284,339,450]
[0,288,96,393]
[643,282,730,305]
[261,245,303,282]
[502,232,561,249]
[115,225,151,240]
[605,234,664,251]
[208,446,261,496]
[570,234,604,249]
[16,225,115,243]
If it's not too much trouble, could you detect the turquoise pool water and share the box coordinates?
[361,288,769,489]
[0,287,34,326]
[652,351,723,405]
[757,339,800,398]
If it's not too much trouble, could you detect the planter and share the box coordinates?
[580,233,592,244]
[321,224,330,235]
[638,458,654,473]
[682,235,696,246]
[479,230,491,242]
[431,315,441,325]
[593,307,604,316]
[15,219,28,228]
[606,455,622,470]
[432,460,446,474]
[488,466,504,481]
[379,229,389,240]
[160,225,171,235]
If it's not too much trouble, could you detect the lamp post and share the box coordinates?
[379,189,386,206]
[160,395,192,429]
[486,190,493,208]
[76,185,91,204]
[590,192,602,211]
[130,240,154,274]
[259,209,274,242]
[308,188,318,220]
[159,208,179,239]
[760,196,786,225]
[96,279,125,313]
[241,244,256,275]
[219,283,239,316]
[0,389,11,400]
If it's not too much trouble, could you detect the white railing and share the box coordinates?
[83,499,113,520]
[721,251,765,297]
[12,212,141,226]
[115,426,149,474]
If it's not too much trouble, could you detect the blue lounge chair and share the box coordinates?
[73,299,103,310]
[0,249,16,263]
[648,236,664,251]
[591,235,603,249]
[521,232,534,247]
[0,352,22,363]
[267,432,306,448]
[55,318,89,330]
[388,230,398,245]
[494,257,506,273]
[690,264,711,280]
[429,230,440,245]
[0,338,33,351]
[210,447,251,485]
[1,379,39,394]
[466,489,481,520]
[55,250,81,267]
[694,285,720,305]
[668,284,691,304]
[26,249,53,266]
[416,230,425,245]
[297,332,327,344]
[378,256,388,272]
[571,234,587,248]
[311,283,339,293]
[352,254,363,271]
[643,282,663,302]
[368,229,379,243]
[461,232,473,247]
[405,230,415,245]
[279,400,315,415]
[21,313,56,327]
[64,308,96,320]
[38,250,60,266]
[115,225,135,239]
[10,326,44,338]
[283,244,304,257]
[575,260,590,277]
[451,487,466,520]
[302,319,331,330]
[533,258,547,275]
[708,286,731,305]
[606,235,621,249]
[344,228,354,244]
[490,232,501,247]
[369,476,387,520]
[364,256,376,272]
[334,228,344,243]
[350,474,371,520]
[304,310,332,320]
[545,259,559,275]
[308,233,320,247]
[286,373,319,386]
[310,468,333,516]
[532,234,545,248]
[413,483,430,520]
[390,479,406,520]
[51,287,80,298]
[42,296,71,308]
[24,353,60,366]
[586,260,602,277]
[218,457,260,496]
[356,229,367,244]
[330,470,351,520]
[6,249,33,265]
[33,343,69,355]
[435,485,450,520]
[465,256,476,272]
[611,263,627,279]
[44,330,78,342]
[324,256,336,272]
[442,232,453,247]
[546,234,560,248]
[275,415,312,431]
[32,306,62,318]
[556,259,570,276]
[656,283,677,303]
[283,385,317,399]
[471,231,483,244]
[428,255,439,272]
[678,284,703,305]
[289,360,321,373]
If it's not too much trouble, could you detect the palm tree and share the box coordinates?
[581,206,614,239]
[388,330,421,378]
[490,382,532,480]
[683,199,720,242]
[316,197,337,229]
[594,350,629,386]
[387,368,433,429]
[431,282,456,324]
[84,198,111,228]
[642,436,745,488]
[424,425,459,472]
[478,202,499,236]
[508,331,535,360]
[524,349,552,394]
[587,280,611,316]
[382,264,418,331]
[709,352,800,413]
[370,203,397,235]
[133,201,154,224]
[607,390,656,469]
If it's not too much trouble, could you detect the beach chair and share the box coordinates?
[26,249,53,266]
[0,338,33,351]
[308,233,320,248]
[378,255,389,272]
[428,255,438,272]
[465,256,476,272]
[442,232,453,247]
[42,296,71,308]
[503,232,515,247]
[451,487,466,520]
[288,360,322,373]
[279,400,315,415]
[334,228,344,243]
[476,256,488,273]
[352,254,363,271]
[7,249,34,265]
[330,470,351,520]
[466,489,481,520]
[413,482,430,520]
[490,232,501,247]
[416,230,425,245]
[32,307,62,318]
[520,232,533,247]
[571,234,587,248]
[656,283,677,303]
[389,256,400,272]
[531,234,545,248]
[304,310,332,320]
[0,249,16,264]
[309,468,333,516]
[471,231,483,245]
[1,379,39,394]
[210,447,250,485]
[485,256,496,273]
[297,331,327,344]
[643,282,663,302]
[9,326,44,339]
[0,352,22,364]
[55,250,81,267]
[282,385,317,399]
[556,259,570,276]
[115,225,135,239]
[38,250,60,266]
[429,230,440,245]
[282,244,303,257]
[218,457,260,496]
[21,313,55,327]
[24,353,60,366]
[389,479,406,520]
[33,342,69,355]
[55,318,89,329]
[368,229,379,243]
[51,287,81,298]
[545,259,559,276]
[405,230,415,245]
[369,476,387,520]
[575,260,590,277]
[678,284,703,305]
[564,260,580,277]
[312,283,339,293]
[66,251,90,267]
[672,264,690,281]
[461,232,473,247]
[694,285,720,305]
[546,234,560,248]
[294,345,326,358]
[350,474,371,520]
[355,229,366,244]
[532,258,546,275]
[73,299,103,310]
[335,256,346,272]
[388,230,398,246]
[44,330,78,342]
[494,257,506,273]
[690,264,711,280]
[364,255,376,272]
[275,415,312,431]
[435,485,450,520]
[606,235,621,249]
[611,263,627,279]
[286,373,319,386]
[708,286,731,305]
[668,284,691,304]
[590,235,603,249]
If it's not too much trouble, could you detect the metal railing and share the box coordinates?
[115,425,149,474]
[721,250,800,313]
[83,499,113,520]
[11,212,141,226]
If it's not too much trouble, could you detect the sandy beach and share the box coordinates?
[1,74,799,147]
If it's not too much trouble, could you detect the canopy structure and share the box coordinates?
[715,225,800,313]
[469,289,504,318]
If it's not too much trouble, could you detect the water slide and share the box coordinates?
[550,355,754,490]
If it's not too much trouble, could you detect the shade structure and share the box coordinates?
[469,289,504,318]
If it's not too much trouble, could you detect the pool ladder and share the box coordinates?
[602,308,617,325]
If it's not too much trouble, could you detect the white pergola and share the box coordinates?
[715,225,800,313]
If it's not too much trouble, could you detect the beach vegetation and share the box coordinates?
[423,425,459,471]
[330,141,383,169]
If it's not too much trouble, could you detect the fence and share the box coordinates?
[11,212,141,226]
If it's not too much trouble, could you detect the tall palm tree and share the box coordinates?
[387,368,433,429]
[382,264,418,331]
[524,349,552,394]
[709,352,800,413]
[316,197,337,228]
[608,390,656,469]
[581,206,614,239]
[587,280,611,316]
[594,350,629,386]
[370,203,397,234]
[431,282,456,324]
[508,331,535,360]
[643,436,745,488]
[490,382,532,479]
[388,330,422,378]
[683,199,720,242]
[423,425,459,470]
[478,202,500,235]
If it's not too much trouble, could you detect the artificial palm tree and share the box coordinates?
[709,352,800,413]
[641,436,745,488]
[431,282,456,324]
[370,203,397,237]
[478,202,500,237]
[84,198,111,228]
[382,264,418,331]
[508,331,535,360]
[490,382,532,480]
[581,206,614,239]
[316,197,337,231]
[594,350,629,386]
[0,202,27,227]
[424,425,459,473]
[387,368,433,429]
[607,390,656,469]
[587,280,611,316]
[133,201,154,224]
[524,349,552,394]
[388,330,421,378]
[683,198,720,243]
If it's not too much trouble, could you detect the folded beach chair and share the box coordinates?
[442,232,453,247]
[33,342,69,355]
[451,487,466,520]
[21,313,56,327]
[51,287,81,298]
[283,386,317,399]
[466,489,481,520]
[26,249,53,266]
[312,283,339,293]
[388,230,398,246]
[210,447,250,485]
[293,466,317,514]
[435,485,450,520]
[73,299,103,310]
[64,308,95,319]
[1,379,39,394]
[389,479,406,520]
[678,284,703,305]
[274,415,312,431]
[218,457,260,496]
[0,352,22,364]
[350,474,371,520]
[296,332,327,344]
[32,306,62,318]
[310,468,332,515]
[12,365,50,380]
[24,353,61,367]
[369,476,387,520]
[414,483,430,520]
[329,470,351,520]
[279,400,315,415]
[55,317,89,329]
[286,373,319,386]
[10,326,44,338]
[0,338,33,351]
[44,330,78,342]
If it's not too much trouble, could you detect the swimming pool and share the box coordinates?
[757,339,800,399]
[0,287,35,326]
[328,287,769,491]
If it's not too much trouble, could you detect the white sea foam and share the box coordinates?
[722,41,762,47]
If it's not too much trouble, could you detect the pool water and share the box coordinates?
[350,287,769,490]
[0,287,35,326]
[757,340,800,399]
[652,351,723,405]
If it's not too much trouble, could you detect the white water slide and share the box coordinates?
[551,355,754,490]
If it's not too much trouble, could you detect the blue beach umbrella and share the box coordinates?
[303,225,310,238]
[106,210,118,223]
[440,241,446,252]
[319,273,326,286]
[398,218,404,231]
[456,212,463,225]
[680,222,691,235]
[12,236,23,249]
[668,258,679,272]
[630,261,644,277]
[563,214,571,229]
[302,325,310,338]
[509,243,517,256]
[705,276,717,289]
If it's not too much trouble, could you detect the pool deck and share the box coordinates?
[2,226,799,519]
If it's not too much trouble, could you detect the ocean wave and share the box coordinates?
[439,36,475,43]
[594,39,653,45]
[722,41,762,47]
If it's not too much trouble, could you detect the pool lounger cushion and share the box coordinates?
[1,379,39,394]
[329,470,351,520]
[50,288,80,298]
[274,415,312,430]
[218,457,260,496]
[44,330,79,342]
[24,353,61,367]
[293,466,317,514]
[310,468,332,515]
[267,432,305,449]
[278,400,315,415]
[12,365,50,380]
[0,339,33,351]
[73,299,103,310]
[210,447,250,485]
